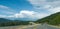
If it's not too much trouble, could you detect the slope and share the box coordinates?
[36,12,60,25]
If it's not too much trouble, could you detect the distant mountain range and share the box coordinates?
[36,12,60,25]
[0,18,31,27]
[0,18,11,23]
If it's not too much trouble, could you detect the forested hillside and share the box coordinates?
[36,12,60,25]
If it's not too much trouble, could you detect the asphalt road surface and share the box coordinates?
[23,23,60,29]
[0,24,60,29]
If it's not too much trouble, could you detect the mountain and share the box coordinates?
[36,12,60,25]
[15,18,36,21]
[0,18,30,27]
[0,18,11,23]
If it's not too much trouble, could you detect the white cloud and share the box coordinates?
[0,15,8,18]
[13,10,49,19]
[0,5,9,10]
[28,0,60,6]
[48,7,60,13]
[0,10,50,21]
[14,10,35,18]
[28,0,60,14]
[0,5,16,15]
[28,0,46,5]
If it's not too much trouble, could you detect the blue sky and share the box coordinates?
[0,0,33,13]
[0,0,60,21]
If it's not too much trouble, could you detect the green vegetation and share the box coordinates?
[0,18,30,27]
[0,21,30,27]
[35,12,60,25]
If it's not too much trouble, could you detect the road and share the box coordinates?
[23,23,60,29]
[0,24,60,29]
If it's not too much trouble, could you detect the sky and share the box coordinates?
[0,0,60,21]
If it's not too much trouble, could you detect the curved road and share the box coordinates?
[23,24,60,29]
[0,24,60,29]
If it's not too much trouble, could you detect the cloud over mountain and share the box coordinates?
[0,10,49,20]
[8,10,49,20]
